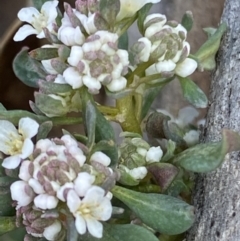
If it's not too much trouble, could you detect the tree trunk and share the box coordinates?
[186,0,240,240]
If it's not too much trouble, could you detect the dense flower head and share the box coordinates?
[10,134,114,239]
[118,136,163,182]
[13,1,59,41]
[63,30,129,93]
[0,117,39,169]
[16,205,63,240]
[131,13,197,77]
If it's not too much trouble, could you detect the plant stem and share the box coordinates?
[97,105,119,116]
[116,95,142,134]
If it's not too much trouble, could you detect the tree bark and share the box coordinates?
[186,0,240,240]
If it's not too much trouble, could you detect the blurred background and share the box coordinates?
[0,0,224,239]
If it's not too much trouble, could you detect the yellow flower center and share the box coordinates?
[31,12,48,33]
[6,132,24,156]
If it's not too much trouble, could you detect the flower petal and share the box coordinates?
[63,67,83,89]
[43,220,61,241]
[41,0,59,23]
[2,155,21,169]
[19,160,31,181]
[67,190,81,213]
[10,181,34,207]
[17,7,40,23]
[75,214,87,235]
[116,0,161,21]
[106,77,127,92]
[93,197,112,221]
[83,186,105,206]
[85,217,103,238]
[175,58,197,77]
[13,24,38,41]
[19,117,39,139]
[90,152,111,166]
[74,172,95,197]
[20,138,34,159]
[146,146,163,163]
[41,60,58,75]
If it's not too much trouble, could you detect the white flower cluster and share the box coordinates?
[13,1,130,94]
[132,14,197,78]
[64,31,129,93]
[119,137,163,181]
[8,133,112,239]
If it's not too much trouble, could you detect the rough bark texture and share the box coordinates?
[186,0,240,240]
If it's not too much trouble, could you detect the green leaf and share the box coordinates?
[34,92,68,117]
[85,101,96,149]
[194,23,227,71]
[137,3,153,35]
[0,217,16,235]
[181,11,193,32]
[112,186,195,235]
[162,140,176,162]
[179,77,208,108]
[118,31,128,50]
[80,88,118,167]
[99,0,120,26]
[141,86,163,120]
[32,0,49,10]
[0,193,15,216]
[0,176,16,195]
[37,121,53,141]
[29,48,58,61]
[79,223,159,241]
[13,48,47,88]
[0,103,6,111]
[173,129,240,173]
[38,80,72,94]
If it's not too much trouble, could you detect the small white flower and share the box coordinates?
[43,220,61,241]
[175,58,198,77]
[90,151,111,166]
[58,12,85,46]
[67,187,112,238]
[136,147,148,157]
[19,160,31,181]
[10,181,35,208]
[74,172,95,197]
[183,130,200,147]
[0,118,39,169]
[63,67,83,89]
[137,37,152,62]
[116,0,161,21]
[128,166,148,180]
[106,77,127,92]
[155,60,176,73]
[146,146,163,163]
[57,182,74,201]
[13,1,59,41]
[34,194,59,210]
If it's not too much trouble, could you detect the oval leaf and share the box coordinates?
[13,48,47,88]
[173,129,240,173]
[79,223,159,241]
[179,77,208,108]
[112,186,195,235]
